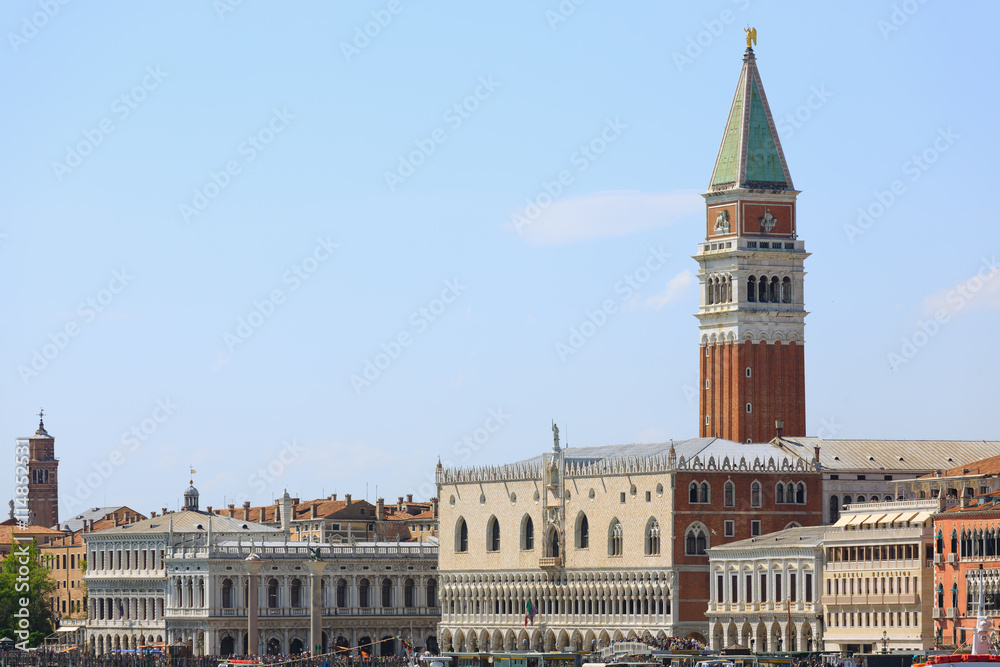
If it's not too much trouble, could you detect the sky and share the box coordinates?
[2,1,999,522]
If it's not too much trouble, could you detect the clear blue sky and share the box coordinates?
[3,1,998,519]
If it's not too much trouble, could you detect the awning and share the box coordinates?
[910,511,934,525]
[862,513,886,526]
[878,512,902,526]
[847,514,868,526]
[896,511,920,524]
[832,514,852,527]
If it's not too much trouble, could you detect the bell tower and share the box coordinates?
[695,42,807,443]
[27,410,59,527]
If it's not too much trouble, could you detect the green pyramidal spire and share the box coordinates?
[709,47,793,192]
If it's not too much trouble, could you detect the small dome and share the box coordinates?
[184,484,199,511]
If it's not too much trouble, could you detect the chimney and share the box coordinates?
[775,419,784,439]
[406,494,413,503]
[310,504,318,519]
[376,498,384,520]
[207,506,213,513]
[243,501,251,520]
[813,445,821,463]
[150,512,156,519]
[345,493,352,506]
[397,496,404,511]
[430,497,439,518]
[330,493,337,501]
[162,507,168,516]
[228,503,235,512]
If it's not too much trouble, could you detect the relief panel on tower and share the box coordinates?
[707,204,737,238]
[739,202,795,237]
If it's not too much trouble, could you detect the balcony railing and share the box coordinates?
[539,557,563,569]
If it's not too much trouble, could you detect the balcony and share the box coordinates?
[948,553,959,564]
[932,608,943,619]
[933,553,944,564]
[947,608,959,619]
[539,557,563,569]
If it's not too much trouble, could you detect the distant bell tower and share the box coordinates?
[695,40,807,443]
[27,410,59,527]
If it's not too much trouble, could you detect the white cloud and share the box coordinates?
[507,189,702,245]
[643,270,695,309]
[921,255,1000,320]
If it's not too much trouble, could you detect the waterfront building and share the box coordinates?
[706,525,825,652]
[821,499,939,653]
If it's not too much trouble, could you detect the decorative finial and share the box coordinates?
[189,466,197,486]
[745,26,757,49]
[37,408,45,430]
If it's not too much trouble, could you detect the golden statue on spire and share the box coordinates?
[745,27,757,49]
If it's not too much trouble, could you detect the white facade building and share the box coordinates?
[707,525,825,653]
[84,486,440,656]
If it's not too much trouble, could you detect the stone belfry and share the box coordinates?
[696,37,807,443]
[27,410,59,527]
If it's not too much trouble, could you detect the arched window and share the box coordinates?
[546,528,560,558]
[751,481,761,508]
[758,275,769,303]
[781,277,791,303]
[725,276,732,303]
[267,578,278,608]
[521,515,534,551]
[221,579,233,609]
[724,481,735,507]
[487,516,500,552]
[290,578,302,608]
[645,519,661,556]
[785,482,795,503]
[952,583,959,608]
[456,518,468,553]
[708,278,715,305]
[951,529,958,554]
[844,495,853,506]
[337,579,347,607]
[937,583,944,608]
[576,513,589,549]
[714,278,722,305]
[685,524,708,555]
[699,482,710,503]
[608,520,623,557]
[829,495,840,522]
[381,578,392,607]
[426,579,437,607]
[747,276,757,302]
[796,483,806,504]
[770,276,779,303]
[689,482,699,503]
[776,483,785,504]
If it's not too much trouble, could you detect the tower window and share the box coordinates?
[747,276,756,303]
[758,276,768,303]
[781,276,792,303]
[770,276,779,303]
[705,415,710,425]
[746,403,752,413]
[705,380,709,389]
[746,367,752,377]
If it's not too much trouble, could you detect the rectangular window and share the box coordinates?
[746,574,752,603]
[724,520,735,537]
[775,573,782,602]
[717,574,724,603]
[645,491,651,502]
[805,573,813,602]
[731,575,738,602]
[790,573,797,602]
[857,474,866,480]
[760,574,767,603]
[751,520,761,537]
[885,475,894,481]
[620,492,626,503]
[829,474,839,480]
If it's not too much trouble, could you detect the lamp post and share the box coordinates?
[882,630,888,654]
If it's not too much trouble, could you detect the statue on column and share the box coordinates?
[552,422,560,453]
